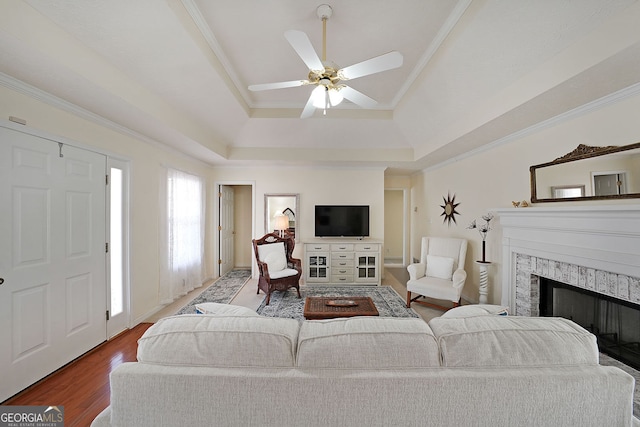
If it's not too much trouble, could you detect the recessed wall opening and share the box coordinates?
[539,277,640,371]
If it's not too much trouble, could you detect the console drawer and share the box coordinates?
[331,267,354,276]
[331,243,354,252]
[355,243,378,252]
[307,243,330,252]
[331,274,354,283]
[331,258,354,268]
[332,252,354,260]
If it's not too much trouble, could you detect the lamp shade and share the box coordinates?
[274,213,289,231]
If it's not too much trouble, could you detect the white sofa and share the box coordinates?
[92,310,638,427]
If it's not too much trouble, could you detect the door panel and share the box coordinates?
[13,187,49,266]
[12,283,48,361]
[0,126,107,401]
[66,272,92,334]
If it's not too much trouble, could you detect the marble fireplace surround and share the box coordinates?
[496,205,640,316]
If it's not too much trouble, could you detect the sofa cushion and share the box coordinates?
[297,317,441,368]
[426,254,454,280]
[195,302,259,316]
[137,315,299,367]
[258,242,287,272]
[440,304,508,318]
[428,316,598,367]
[269,267,299,279]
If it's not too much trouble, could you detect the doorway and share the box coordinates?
[592,171,627,196]
[384,189,408,266]
[216,183,254,277]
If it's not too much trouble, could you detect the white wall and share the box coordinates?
[233,185,253,268]
[210,167,385,264]
[0,85,213,324]
[411,89,640,305]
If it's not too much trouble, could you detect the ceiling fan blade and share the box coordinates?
[248,80,308,91]
[340,86,377,109]
[284,30,324,72]
[338,51,403,80]
[300,90,317,118]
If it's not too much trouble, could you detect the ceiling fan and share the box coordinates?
[248,4,403,118]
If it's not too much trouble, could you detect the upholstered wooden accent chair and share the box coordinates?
[252,232,302,305]
[406,236,468,311]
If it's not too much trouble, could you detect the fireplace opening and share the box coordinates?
[539,277,640,371]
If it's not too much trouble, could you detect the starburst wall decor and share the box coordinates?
[440,192,460,226]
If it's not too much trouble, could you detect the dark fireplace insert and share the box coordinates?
[540,277,640,371]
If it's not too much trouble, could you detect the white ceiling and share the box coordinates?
[2,0,640,173]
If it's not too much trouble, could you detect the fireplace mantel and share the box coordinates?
[495,205,640,313]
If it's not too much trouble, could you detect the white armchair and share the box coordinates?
[406,237,468,311]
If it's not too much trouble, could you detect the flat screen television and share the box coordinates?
[314,205,370,238]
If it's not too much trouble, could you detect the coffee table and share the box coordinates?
[303,296,379,320]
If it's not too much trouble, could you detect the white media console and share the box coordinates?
[304,239,382,285]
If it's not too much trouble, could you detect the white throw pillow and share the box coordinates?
[258,242,287,272]
[426,254,454,280]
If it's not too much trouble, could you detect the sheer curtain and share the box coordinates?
[159,167,205,304]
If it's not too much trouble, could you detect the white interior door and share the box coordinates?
[218,185,235,277]
[0,126,107,401]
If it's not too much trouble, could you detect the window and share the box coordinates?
[159,168,205,303]
[110,167,124,316]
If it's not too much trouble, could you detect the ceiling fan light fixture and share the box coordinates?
[311,85,327,109]
[328,87,343,106]
[246,4,403,118]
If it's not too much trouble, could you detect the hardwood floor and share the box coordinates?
[1,323,153,427]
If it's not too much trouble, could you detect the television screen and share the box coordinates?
[314,205,370,237]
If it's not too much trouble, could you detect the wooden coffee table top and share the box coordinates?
[303,296,379,320]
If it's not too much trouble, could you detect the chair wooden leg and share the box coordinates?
[265,292,271,306]
[296,287,301,299]
[409,294,459,311]
[406,291,411,308]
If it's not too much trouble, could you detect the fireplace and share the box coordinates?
[540,277,640,370]
[496,205,640,365]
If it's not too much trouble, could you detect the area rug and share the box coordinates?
[256,285,419,320]
[175,269,251,314]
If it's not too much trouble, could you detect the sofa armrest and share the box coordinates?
[90,407,111,427]
[407,263,426,281]
[452,268,466,290]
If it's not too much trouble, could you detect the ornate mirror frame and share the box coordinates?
[264,194,299,241]
[530,142,640,203]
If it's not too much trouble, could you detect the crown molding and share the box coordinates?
[180,0,252,105]
[0,72,213,167]
[422,81,640,173]
[393,0,472,107]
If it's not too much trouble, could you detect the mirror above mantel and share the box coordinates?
[530,142,640,203]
